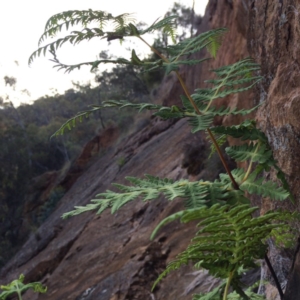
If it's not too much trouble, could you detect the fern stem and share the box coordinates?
[242,142,260,182]
[264,254,284,299]
[138,35,239,190]
[223,271,233,300]
[206,128,239,189]
[204,72,230,113]
[16,282,22,300]
[175,71,239,190]
[137,36,169,63]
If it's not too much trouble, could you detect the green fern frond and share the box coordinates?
[103,100,185,119]
[274,165,295,203]
[219,168,246,186]
[40,10,114,45]
[62,174,245,219]
[51,106,103,137]
[164,24,176,44]
[240,172,290,201]
[193,282,266,299]
[150,210,187,240]
[211,120,268,143]
[29,10,137,66]
[188,115,214,133]
[225,142,273,164]
[112,13,136,32]
[270,210,300,247]
[206,29,225,58]
[140,15,177,35]
[51,101,187,138]
[201,58,262,111]
[192,284,224,300]
[207,133,227,158]
[0,274,47,300]
[164,58,209,74]
[167,28,227,59]
[153,204,280,292]
[220,167,289,201]
[194,103,261,118]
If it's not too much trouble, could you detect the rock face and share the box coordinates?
[248,1,300,299]
[1,0,300,299]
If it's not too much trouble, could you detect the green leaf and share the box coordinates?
[240,173,290,201]
[167,28,227,58]
[211,120,268,143]
[150,210,187,240]
[188,114,214,133]
[140,15,177,36]
[153,204,280,292]
[0,274,47,300]
[225,142,273,164]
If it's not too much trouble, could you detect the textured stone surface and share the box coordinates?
[248,1,300,298]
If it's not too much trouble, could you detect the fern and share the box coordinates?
[62,175,233,219]
[30,10,295,299]
[152,204,281,297]
[0,274,47,300]
[240,172,290,201]
[193,282,266,299]
[211,120,268,143]
[225,142,272,164]
[140,15,177,37]
[51,106,102,137]
[167,28,227,58]
[207,132,227,158]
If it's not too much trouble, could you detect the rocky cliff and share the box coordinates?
[1,1,300,299]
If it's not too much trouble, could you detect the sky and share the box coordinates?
[0,0,208,106]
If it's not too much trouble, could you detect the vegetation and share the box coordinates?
[0,274,46,300]
[0,54,148,267]
[0,2,296,300]
[27,5,299,300]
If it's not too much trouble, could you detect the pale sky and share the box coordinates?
[0,0,208,106]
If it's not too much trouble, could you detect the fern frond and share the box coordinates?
[240,172,290,201]
[51,106,103,137]
[206,29,225,58]
[192,284,224,300]
[29,10,137,66]
[62,174,245,219]
[207,133,227,158]
[153,204,280,292]
[51,100,186,138]
[188,115,214,133]
[0,274,47,300]
[273,165,295,203]
[219,168,246,186]
[193,282,266,299]
[39,10,113,45]
[103,100,185,119]
[112,13,136,32]
[150,210,187,240]
[164,58,209,74]
[225,142,273,164]
[140,15,177,36]
[202,58,262,111]
[167,28,227,59]
[211,120,268,143]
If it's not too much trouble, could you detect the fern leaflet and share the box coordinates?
[152,204,281,297]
